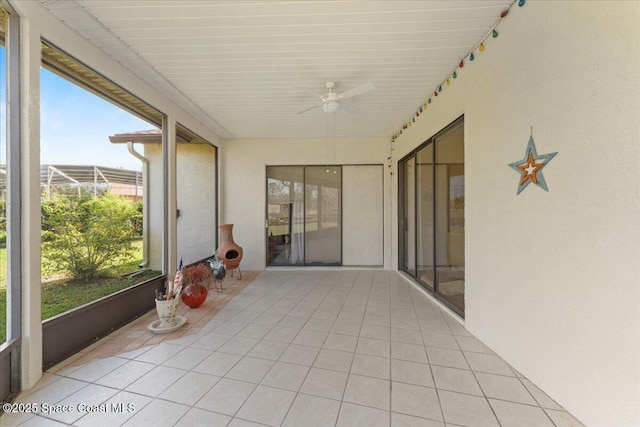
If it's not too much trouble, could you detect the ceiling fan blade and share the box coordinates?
[296,104,321,114]
[298,85,325,98]
[337,82,375,100]
[337,102,360,114]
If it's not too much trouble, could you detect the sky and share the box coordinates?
[40,68,155,171]
[1,45,154,171]
[0,42,154,170]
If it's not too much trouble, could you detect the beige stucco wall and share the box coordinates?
[220,137,390,271]
[145,142,217,271]
[177,143,217,265]
[393,2,640,426]
[144,143,163,272]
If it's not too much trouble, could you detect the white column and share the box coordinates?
[20,14,43,389]
[164,118,178,273]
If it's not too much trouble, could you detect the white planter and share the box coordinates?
[155,298,179,328]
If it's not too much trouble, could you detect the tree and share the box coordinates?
[42,194,138,281]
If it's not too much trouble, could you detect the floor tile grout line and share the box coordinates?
[459,340,553,417]
[49,276,258,422]
[231,272,337,425]
[74,385,155,426]
[387,271,396,422]
[475,375,503,427]
[50,273,259,371]
[335,270,377,426]
[193,271,346,426]
[42,379,138,426]
[427,348,447,424]
[9,270,582,427]
[231,270,546,424]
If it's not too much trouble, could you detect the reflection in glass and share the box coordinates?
[401,157,416,275]
[416,144,434,290]
[305,166,341,265]
[266,166,342,266]
[266,166,304,265]
[435,126,465,313]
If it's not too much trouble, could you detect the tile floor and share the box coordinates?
[1,270,584,427]
[50,271,260,369]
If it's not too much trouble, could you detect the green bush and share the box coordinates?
[132,200,143,236]
[42,196,70,239]
[42,194,138,281]
[0,198,6,236]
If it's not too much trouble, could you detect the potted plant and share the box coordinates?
[151,269,185,332]
[181,262,212,308]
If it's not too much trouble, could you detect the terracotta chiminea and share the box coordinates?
[216,224,243,276]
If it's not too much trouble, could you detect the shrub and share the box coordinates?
[132,201,143,236]
[0,198,5,231]
[42,194,138,281]
[0,198,5,244]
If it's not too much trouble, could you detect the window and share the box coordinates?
[39,42,163,321]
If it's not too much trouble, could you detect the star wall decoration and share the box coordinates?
[509,135,557,194]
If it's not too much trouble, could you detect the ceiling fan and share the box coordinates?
[297,81,375,114]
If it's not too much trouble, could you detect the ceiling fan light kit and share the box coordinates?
[322,100,340,114]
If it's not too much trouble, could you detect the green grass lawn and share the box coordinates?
[1,239,159,344]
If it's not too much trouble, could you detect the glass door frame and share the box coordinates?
[265,165,305,267]
[398,156,416,277]
[398,115,464,318]
[265,165,343,267]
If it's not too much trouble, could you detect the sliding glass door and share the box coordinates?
[304,166,341,265]
[266,166,341,266]
[416,144,435,291]
[266,166,305,265]
[399,117,465,316]
[435,126,465,312]
[399,157,416,275]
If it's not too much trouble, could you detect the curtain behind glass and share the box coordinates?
[304,166,341,265]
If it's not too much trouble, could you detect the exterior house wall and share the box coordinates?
[145,142,217,271]
[144,143,163,272]
[221,137,390,271]
[393,2,640,426]
[176,143,217,265]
